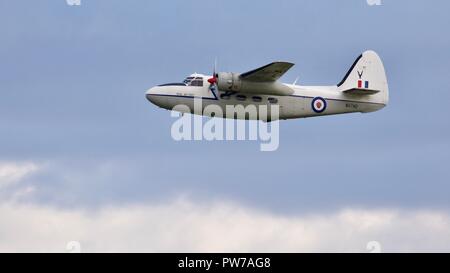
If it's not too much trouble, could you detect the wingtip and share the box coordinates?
[273,61,295,66]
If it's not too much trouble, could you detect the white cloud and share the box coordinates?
[0,160,449,252]
[0,198,450,252]
[0,162,38,189]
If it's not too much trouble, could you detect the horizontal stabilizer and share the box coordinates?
[342,88,380,95]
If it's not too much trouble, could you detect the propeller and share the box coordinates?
[207,59,218,96]
[207,59,217,84]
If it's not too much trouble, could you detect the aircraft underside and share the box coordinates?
[146,92,385,121]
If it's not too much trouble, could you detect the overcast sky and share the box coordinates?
[1,0,450,252]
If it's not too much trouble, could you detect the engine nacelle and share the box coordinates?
[217,72,242,92]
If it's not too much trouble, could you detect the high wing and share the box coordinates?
[240,61,294,82]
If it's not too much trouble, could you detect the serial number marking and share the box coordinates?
[345,103,359,109]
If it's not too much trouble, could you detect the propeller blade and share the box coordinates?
[207,58,218,85]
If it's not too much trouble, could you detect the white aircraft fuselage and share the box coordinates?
[145,50,389,121]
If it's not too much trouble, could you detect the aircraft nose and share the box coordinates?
[146,86,155,95]
[145,87,156,100]
[145,86,162,106]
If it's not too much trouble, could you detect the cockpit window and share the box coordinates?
[183,77,195,84]
[183,76,204,87]
[190,79,203,86]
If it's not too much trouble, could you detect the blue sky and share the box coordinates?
[1,0,450,252]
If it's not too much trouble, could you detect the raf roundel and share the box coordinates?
[311,97,327,113]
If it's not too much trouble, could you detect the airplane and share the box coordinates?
[145,50,388,121]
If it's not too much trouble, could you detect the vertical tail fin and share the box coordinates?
[337,50,389,105]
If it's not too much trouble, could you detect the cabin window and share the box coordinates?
[268,97,278,104]
[252,96,262,102]
[236,95,247,101]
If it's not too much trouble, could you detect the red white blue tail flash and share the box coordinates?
[358,80,369,89]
